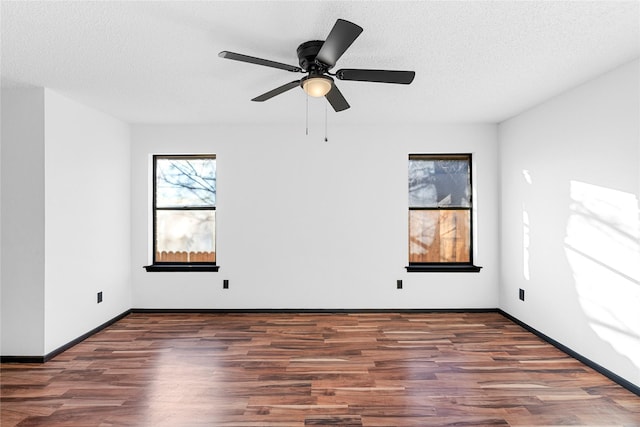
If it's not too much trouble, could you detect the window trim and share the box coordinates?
[144,264,219,272]
[405,153,482,273]
[144,154,219,273]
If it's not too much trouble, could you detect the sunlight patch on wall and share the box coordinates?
[565,180,640,370]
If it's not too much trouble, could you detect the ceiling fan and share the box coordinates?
[219,19,415,112]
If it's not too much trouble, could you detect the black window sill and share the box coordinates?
[144,264,219,272]
[405,264,482,273]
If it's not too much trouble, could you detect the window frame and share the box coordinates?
[406,153,481,273]
[144,154,219,272]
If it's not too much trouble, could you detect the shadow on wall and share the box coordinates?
[564,180,640,373]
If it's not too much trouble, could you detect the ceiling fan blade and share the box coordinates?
[336,69,416,84]
[252,80,301,102]
[325,84,350,112]
[219,51,302,72]
[315,19,363,68]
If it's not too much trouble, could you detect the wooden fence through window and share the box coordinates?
[156,251,216,262]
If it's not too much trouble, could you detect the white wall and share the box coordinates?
[1,88,131,357]
[1,88,46,356]
[499,59,640,387]
[131,123,499,309]
[43,90,131,354]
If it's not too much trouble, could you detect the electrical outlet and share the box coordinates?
[519,288,525,301]
[97,291,103,303]
[223,280,229,289]
[397,280,403,289]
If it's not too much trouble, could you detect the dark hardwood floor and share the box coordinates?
[1,312,639,426]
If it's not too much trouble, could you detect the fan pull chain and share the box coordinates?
[324,102,328,142]
[305,92,309,136]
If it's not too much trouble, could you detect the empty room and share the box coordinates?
[1,1,639,425]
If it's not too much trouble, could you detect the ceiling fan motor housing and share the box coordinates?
[297,40,329,73]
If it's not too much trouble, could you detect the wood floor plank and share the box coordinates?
[1,312,639,426]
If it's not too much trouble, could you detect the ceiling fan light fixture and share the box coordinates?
[302,75,333,97]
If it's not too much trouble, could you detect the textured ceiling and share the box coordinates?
[1,1,639,125]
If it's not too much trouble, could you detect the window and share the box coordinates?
[144,155,218,272]
[406,154,481,272]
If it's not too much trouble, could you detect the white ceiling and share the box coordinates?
[2,1,639,125]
